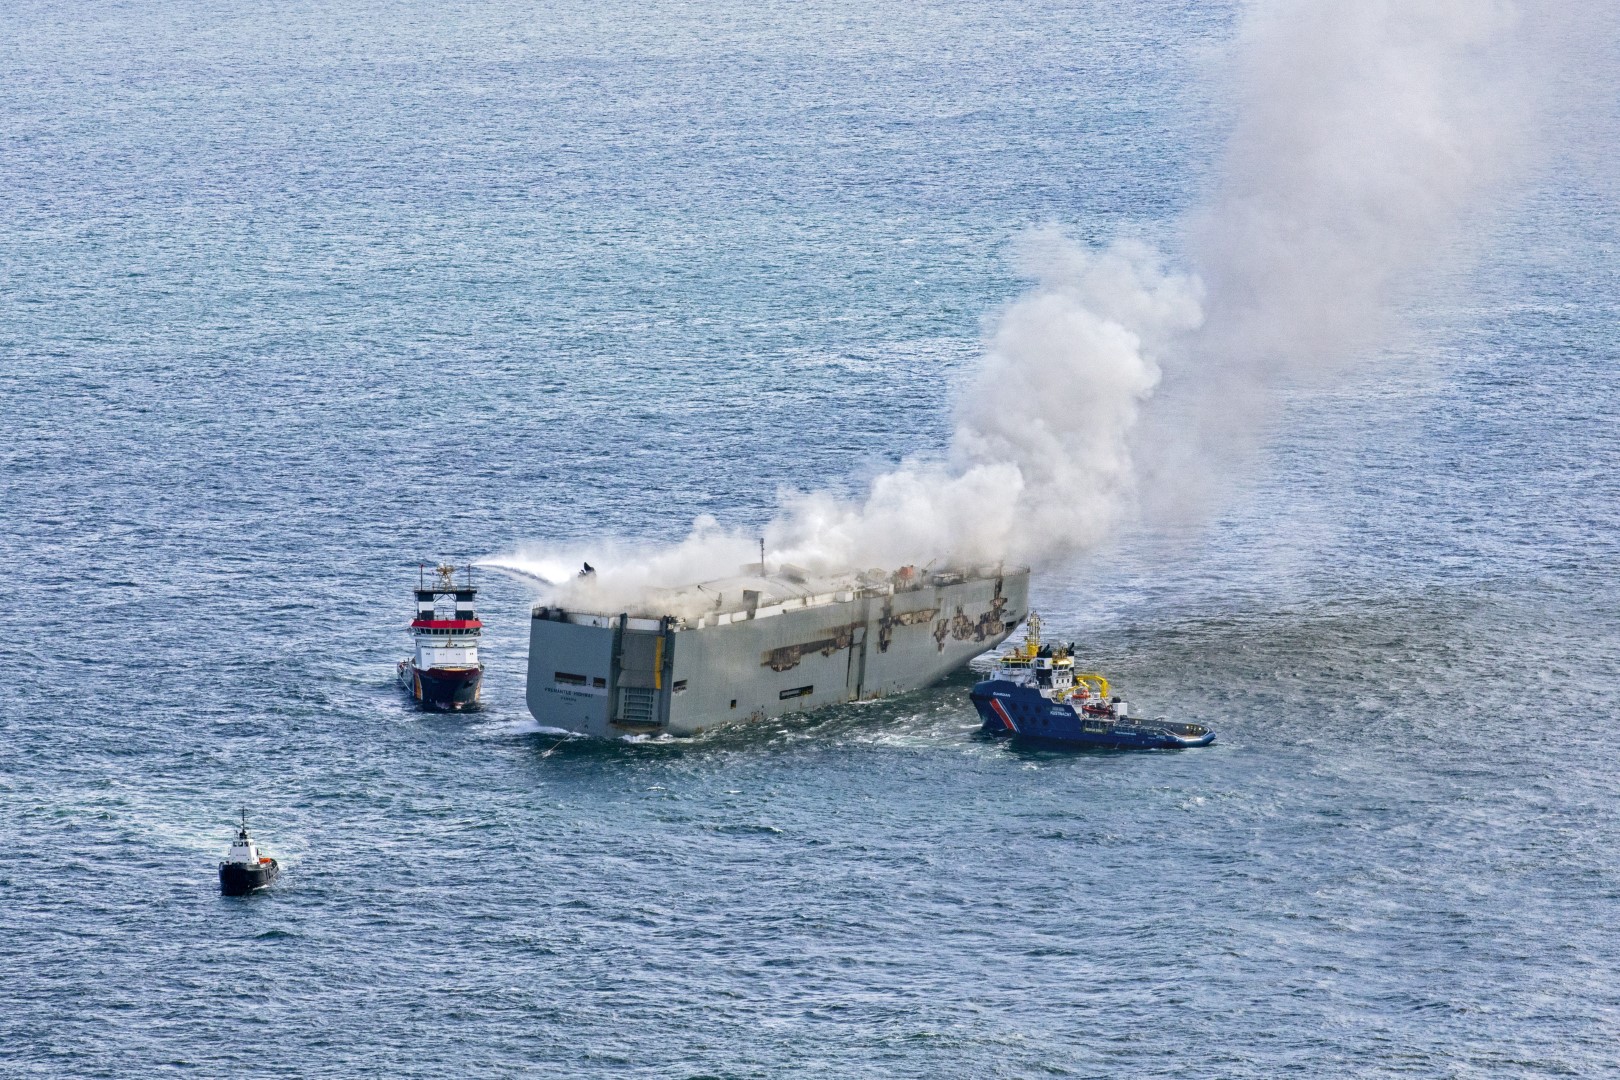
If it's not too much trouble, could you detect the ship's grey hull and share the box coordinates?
[526,570,1028,738]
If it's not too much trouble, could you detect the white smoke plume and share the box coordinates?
[487,238,1198,611]
[1142,0,1539,509]
[490,0,1557,608]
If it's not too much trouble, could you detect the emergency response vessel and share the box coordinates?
[218,811,279,896]
[399,563,484,711]
[526,563,1028,738]
[970,613,1214,749]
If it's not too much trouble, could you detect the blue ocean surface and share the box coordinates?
[3,1,1618,1076]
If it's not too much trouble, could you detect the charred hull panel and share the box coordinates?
[219,859,279,896]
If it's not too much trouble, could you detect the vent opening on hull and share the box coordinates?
[555,671,587,686]
[779,685,814,700]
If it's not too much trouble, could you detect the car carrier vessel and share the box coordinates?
[526,563,1028,737]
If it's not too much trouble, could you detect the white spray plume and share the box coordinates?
[492,0,1556,607]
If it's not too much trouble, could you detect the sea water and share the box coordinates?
[2,1,1617,1075]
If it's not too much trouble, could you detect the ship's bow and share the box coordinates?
[415,665,483,710]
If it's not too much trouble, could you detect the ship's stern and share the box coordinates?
[525,611,623,736]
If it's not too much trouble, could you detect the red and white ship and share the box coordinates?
[398,563,484,711]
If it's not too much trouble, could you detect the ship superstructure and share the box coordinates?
[526,563,1028,738]
[399,563,484,711]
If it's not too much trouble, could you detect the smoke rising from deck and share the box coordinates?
[489,240,1198,612]
[1140,0,1539,517]
[490,0,1558,608]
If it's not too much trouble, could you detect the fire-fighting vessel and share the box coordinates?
[970,613,1214,749]
[399,563,484,711]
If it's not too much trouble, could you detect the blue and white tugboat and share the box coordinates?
[970,613,1214,749]
[398,563,484,711]
[219,810,279,896]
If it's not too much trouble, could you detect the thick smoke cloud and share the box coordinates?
[1143,0,1535,511]
[490,239,1196,611]
[489,0,1552,608]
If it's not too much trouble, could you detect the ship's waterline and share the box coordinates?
[526,566,1029,737]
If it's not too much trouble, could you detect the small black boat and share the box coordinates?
[219,810,279,896]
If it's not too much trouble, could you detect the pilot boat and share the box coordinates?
[970,613,1214,749]
[219,811,280,896]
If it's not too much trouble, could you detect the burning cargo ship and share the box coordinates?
[525,564,1028,737]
